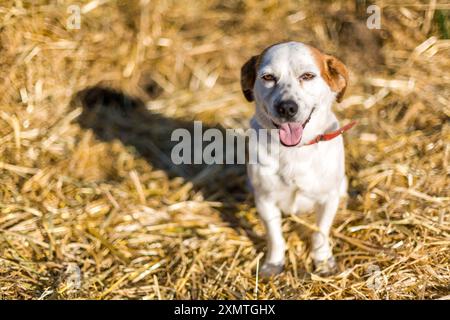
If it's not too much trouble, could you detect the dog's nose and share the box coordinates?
[275,100,298,118]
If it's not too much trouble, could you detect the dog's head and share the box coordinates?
[241,41,348,147]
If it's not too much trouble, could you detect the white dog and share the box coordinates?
[241,41,355,277]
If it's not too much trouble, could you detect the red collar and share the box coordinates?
[306,121,357,145]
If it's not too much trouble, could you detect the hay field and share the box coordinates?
[0,0,449,299]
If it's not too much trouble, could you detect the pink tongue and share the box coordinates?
[279,122,303,146]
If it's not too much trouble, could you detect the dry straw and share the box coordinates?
[0,0,448,299]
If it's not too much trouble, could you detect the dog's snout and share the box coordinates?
[275,100,298,119]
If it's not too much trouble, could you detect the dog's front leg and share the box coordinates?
[256,196,285,277]
[312,192,340,275]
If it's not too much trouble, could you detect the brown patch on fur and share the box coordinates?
[308,45,349,102]
[240,55,259,102]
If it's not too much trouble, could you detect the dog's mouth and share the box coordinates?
[272,107,315,147]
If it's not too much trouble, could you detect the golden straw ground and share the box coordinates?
[0,1,448,299]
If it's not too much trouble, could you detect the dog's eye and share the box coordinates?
[300,72,316,81]
[261,74,276,82]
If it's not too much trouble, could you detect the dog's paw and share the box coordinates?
[259,262,284,278]
[313,256,338,277]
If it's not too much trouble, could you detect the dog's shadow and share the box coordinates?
[72,85,264,247]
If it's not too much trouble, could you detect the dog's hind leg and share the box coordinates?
[339,176,348,197]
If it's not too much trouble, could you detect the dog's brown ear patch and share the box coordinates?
[309,46,349,103]
[323,55,349,102]
[240,55,259,102]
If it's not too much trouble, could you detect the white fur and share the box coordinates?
[247,42,347,274]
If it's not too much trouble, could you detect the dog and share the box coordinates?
[240,41,354,277]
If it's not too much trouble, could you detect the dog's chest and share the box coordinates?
[276,147,327,193]
[248,139,344,210]
[248,152,323,214]
[252,147,319,189]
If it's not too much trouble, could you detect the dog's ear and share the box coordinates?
[240,55,259,102]
[322,55,349,103]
